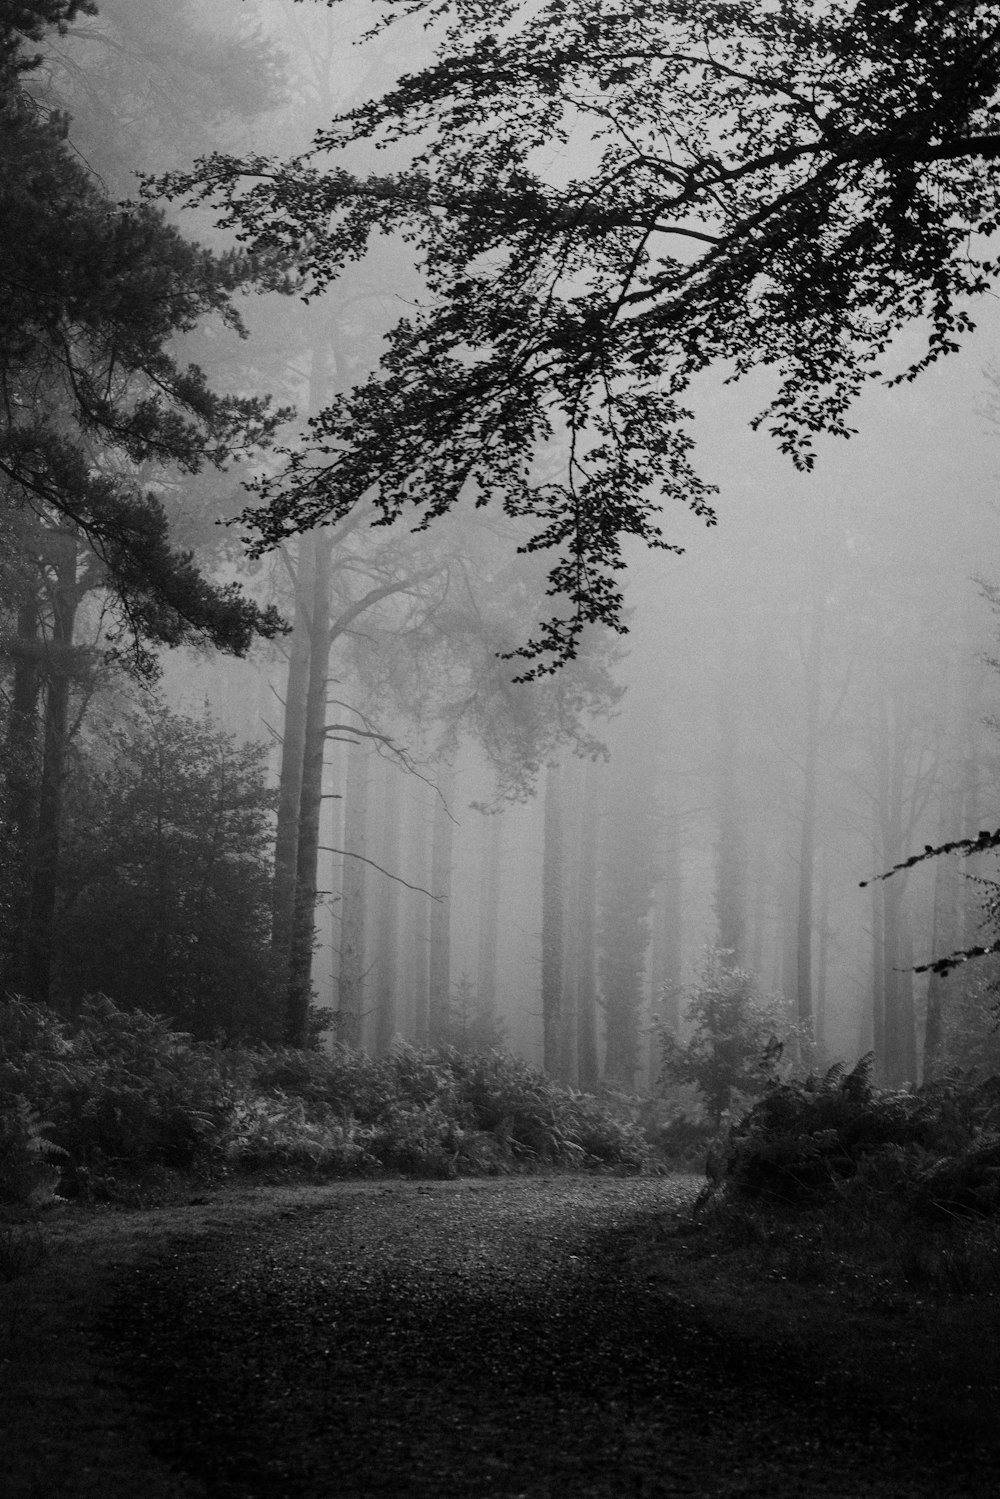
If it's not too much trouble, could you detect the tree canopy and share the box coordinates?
[2,1,288,672]
[159,0,1000,673]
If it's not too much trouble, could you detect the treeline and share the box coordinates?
[0,3,626,1068]
[0,4,290,1023]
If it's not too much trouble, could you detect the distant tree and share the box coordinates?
[55,706,281,1042]
[659,955,791,1128]
[32,0,286,193]
[447,972,506,1054]
[574,758,602,1091]
[475,809,504,1055]
[598,734,661,1089]
[540,760,566,1078]
[713,669,748,971]
[164,0,1000,672]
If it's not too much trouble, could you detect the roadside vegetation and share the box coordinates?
[687,1056,1000,1297]
[0,994,652,1235]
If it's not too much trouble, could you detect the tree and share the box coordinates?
[2,2,287,671]
[32,0,285,194]
[163,0,1000,672]
[598,734,660,1089]
[540,760,566,1078]
[659,954,790,1128]
[55,705,282,1041]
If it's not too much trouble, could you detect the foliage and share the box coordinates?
[658,957,791,1126]
[695,1059,1000,1294]
[715,1056,1000,1215]
[0,996,652,1202]
[639,1103,717,1173]
[0,1094,65,1208]
[33,0,287,193]
[55,705,283,1042]
[162,1,1000,672]
[0,996,236,1201]
[445,974,507,1054]
[1,1,288,673]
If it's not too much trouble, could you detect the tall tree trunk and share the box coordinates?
[286,527,333,1045]
[428,755,456,1045]
[868,877,884,1062]
[476,809,503,1047]
[898,916,917,1083]
[599,735,658,1089]
[4,596,41,993]
[713,678,747,967]
[271,540,314,982]
[337,731,369,1049]
[814,855,832,1060]
[372,757,401,1056]
[924,761,964,1079]
[406,781,431,1045]
[541,760,565,1078]
[576,759,601,1090]
[796,598,826,1058]
[25,537,79,1006]
[649,785,683,1088]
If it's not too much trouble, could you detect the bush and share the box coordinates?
[642,1106,718,1171]
[0,996,653,1199]
[718,1056,1000,1213]
[0,1095,65,1208]
[658,955,792,1127]
[0,995,235,1200]
[695,1058,1000,1294]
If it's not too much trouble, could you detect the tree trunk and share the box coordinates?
[406,781,431,1046]
[713,678,747,968]
[286,528,333,1045]
[815,855,832,1060]
[541,760,565,1078]
[4,596,41,993]
[796,598,826,1059]
[372,757,401,1056]
[337,731,369,1050]
[868,877,884,1062]
[924,766,964,1079]
[25,536,79,1006]
[576,759,601,1090]
[476,809,503,1047]
[428,755,456,1045]
[649,787,683,1087]
[271,540,314,981]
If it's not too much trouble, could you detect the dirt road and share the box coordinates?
[89,1176,999,1499]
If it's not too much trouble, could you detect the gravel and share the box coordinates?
[105,1176,1000,1499]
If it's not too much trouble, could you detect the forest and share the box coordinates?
[3,0,1000,1294]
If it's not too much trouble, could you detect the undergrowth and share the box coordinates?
[696,1054,1000,1294]
[0,995,652,1210]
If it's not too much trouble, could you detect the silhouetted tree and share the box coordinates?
[165,1,1000,671]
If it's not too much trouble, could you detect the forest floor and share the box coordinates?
[2,1174,999,1498]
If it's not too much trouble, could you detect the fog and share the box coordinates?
[17,0,1000,1092]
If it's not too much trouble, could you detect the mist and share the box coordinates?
[9,0,998,1094]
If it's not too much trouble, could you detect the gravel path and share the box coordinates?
[101,1175,1000,1499]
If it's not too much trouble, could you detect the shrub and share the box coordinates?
[718,1057,1000,1213]
[658,955,792,1127]
[642,1107,718,1171]
[0,1095,65,1207]
[0,996,653,1195]
[0,995,234,1198]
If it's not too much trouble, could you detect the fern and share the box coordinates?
[0,1095,67,1207]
